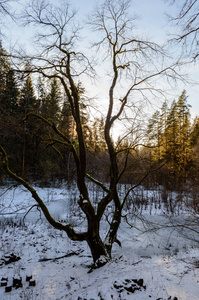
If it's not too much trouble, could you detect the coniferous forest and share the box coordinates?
[1,41,199,196]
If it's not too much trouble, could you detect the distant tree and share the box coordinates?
[189,116,199,188]
[5,69,19,111]
[159,101,169,157]
[18,74,39,176]
[0,41,10,111]
[0,42,20,175]
[165,100,179,172]
[42,78,62,123]
[147,110,161,153]
[89,117,106,152]
[146,90,192,184]
[190,116,199,146]
[36,76,46,113]
[19,74,37,116]
[176,90,191,175]
[60,98,74,138]
[165,91,191,179]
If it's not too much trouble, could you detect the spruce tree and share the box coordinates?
[18,74,38,177]
[41,77,61,124]
[19,74,37,116]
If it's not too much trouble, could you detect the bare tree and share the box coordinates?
[0,0,19,37]
[0,0,18,20]
[167,0,199,59]
[0,0,11,14]
[0,0,181,265]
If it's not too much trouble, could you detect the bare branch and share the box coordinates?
[86,173,110,193]
[0,144,86,241]
[167,0,199,58]
[121,160,169,208]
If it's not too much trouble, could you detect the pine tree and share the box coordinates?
[146,92,193,186]
[161,91,191,180]
[164,99,178,173]
[147,110,160,146]
[159,100,168,159]
[176,90,191,177]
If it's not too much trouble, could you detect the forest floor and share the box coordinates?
[0,184,198,300]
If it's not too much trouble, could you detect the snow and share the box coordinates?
[0,184,199,299]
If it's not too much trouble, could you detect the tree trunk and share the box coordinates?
[86,219,109,263]
[105,204,121,256]
[86,234,109,263]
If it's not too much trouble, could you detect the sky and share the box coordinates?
[2,0,199,121]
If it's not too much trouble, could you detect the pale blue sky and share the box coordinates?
[5,0,175,43]
[3,0,199,119]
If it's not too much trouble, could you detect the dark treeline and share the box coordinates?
[0,42,108,183]
[1,42,199,191]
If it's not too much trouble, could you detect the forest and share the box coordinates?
[1,41,199,197]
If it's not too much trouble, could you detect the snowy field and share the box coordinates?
[0,183,199,300]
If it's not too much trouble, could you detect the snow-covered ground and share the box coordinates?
[0,184,199,300]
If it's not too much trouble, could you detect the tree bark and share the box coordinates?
[105,192,122,256]
[86,233,109,263]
